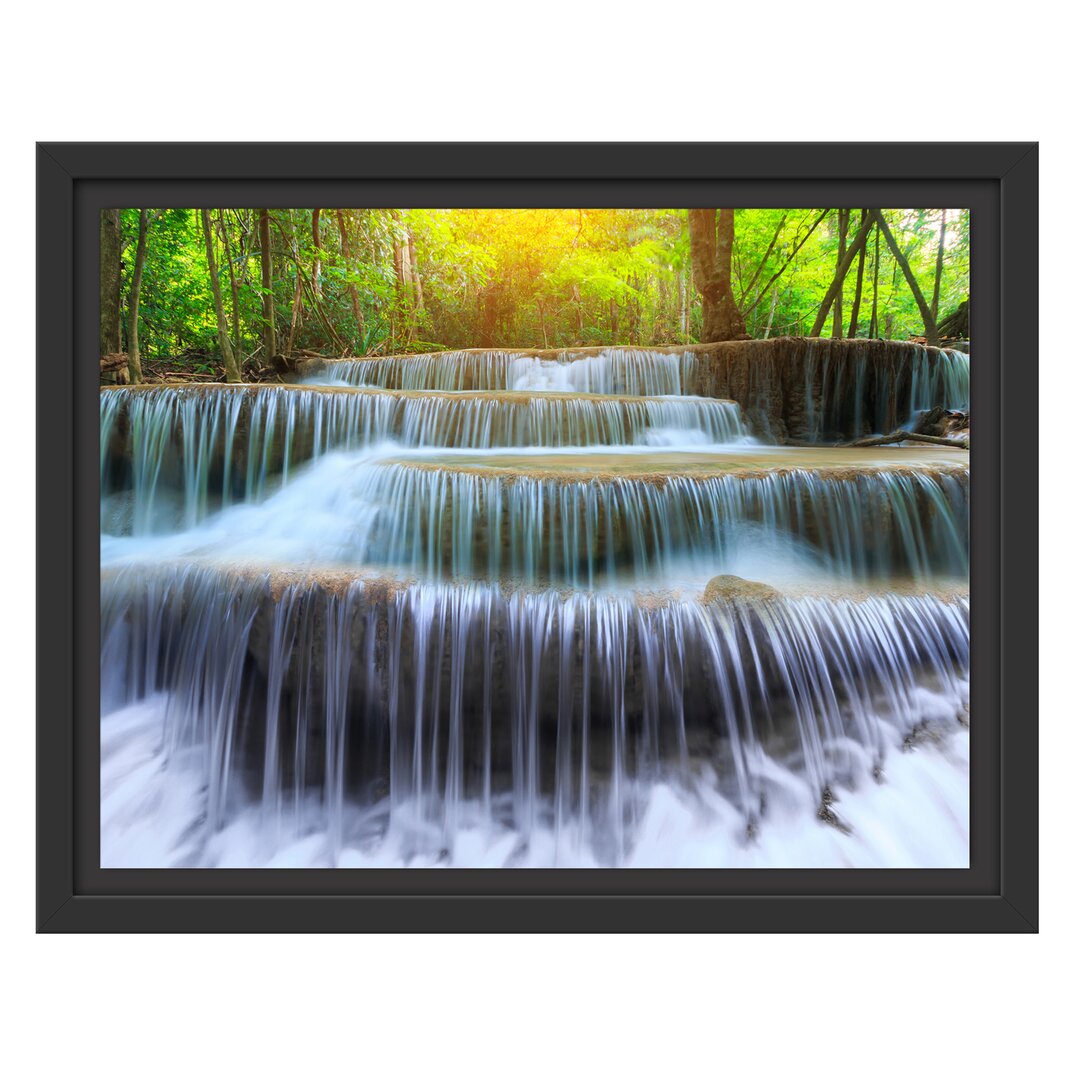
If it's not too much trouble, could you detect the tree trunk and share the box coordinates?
[125,209,148,383]
[407,231,424,311]
[201,209,241,382]
[688,208,746,342]
[809,212,875,337]
[679,268,689,340]
[286,272,304,355]
[266,213,350,358]
[99,209,122,358]
[832,209,849,337]
[391,209,408,307]
[311,208,322,298]
[869,224,880,338]
[872,210,939,344]
[847,429,968,450]
[848,210,867,337]
[480,286,498,348]
[763,286,779,339]
[393,241,405,295]
[337,209,364,348]
[258,209,277,360]
[931,208,947,324]
[219,209,242,355]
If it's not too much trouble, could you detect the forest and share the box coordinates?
[99,206,970,383]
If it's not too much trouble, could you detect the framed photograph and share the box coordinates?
[37,142,1037,932]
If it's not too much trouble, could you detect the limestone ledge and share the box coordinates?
[102,559,969,611]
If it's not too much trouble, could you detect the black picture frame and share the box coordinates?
[37,142,1038,933]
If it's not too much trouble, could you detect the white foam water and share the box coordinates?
[101,690,968,869]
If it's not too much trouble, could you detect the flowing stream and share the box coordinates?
[100,342,971,868]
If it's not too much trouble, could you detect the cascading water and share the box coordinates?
[101,385,748,533]
[228,455,963,585]
[802,345,970,442]
[102,565,969,867]
[101,338,971,868]
[314,341,971,441]
[316,347,699,395]
[910,347,970,417]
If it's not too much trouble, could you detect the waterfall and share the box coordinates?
[910,348,970,416]
[802,345,970,442]
[319,348,699,396]
[101,385,748,534]
[293,458,969,584]
[315,341,970,441]
[101,337,970,868]
[102,565,969,867]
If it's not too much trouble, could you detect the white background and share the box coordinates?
[1,4,1070,1076]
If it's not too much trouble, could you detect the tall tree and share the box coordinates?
[869,224,881,338]
[848,209,867,337]
[809,212,875,337]
[407,230,424,312]
[201,209,241,382]
[391,209,406,302]
[219,209,242,355]
[739,208,830,320]
[763,286,779,339]
[270,211,348,356]
[311,208,322,298]
[872,210,940,344]
[258,209,277,360]
[687,208,746,341]
[737,212,787,308]
[337,210,365,349]
[99,209,122,358]
[930,208,947,324]
[831,209,850,337]
[125,210,149,383]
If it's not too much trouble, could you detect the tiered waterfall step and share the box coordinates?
[102,561,970,837]
[300,347,698,395]
[100,383,747,533]
[348,448,969,583]
[296,337,970,441]
[101,383,745,455]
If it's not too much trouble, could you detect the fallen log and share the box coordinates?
[846,429,969,450]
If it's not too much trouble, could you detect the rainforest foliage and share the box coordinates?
[101,207,970,380]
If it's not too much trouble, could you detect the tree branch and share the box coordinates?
[809,212,875,336]
[871,210,938,343]
[845,429,968,449]
[742,209,831,318]
[737,212,787,307]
